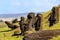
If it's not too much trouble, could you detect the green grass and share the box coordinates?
[0,22,23,40]
[50,36,60,40]
[0,22,35,40]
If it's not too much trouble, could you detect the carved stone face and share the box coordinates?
[14,19,17,21]
[52,7,55,12]
[12,18,18,23]
[27,12,35,19]
[5,21,11,24]
[36,13,42,17]
[21,17,25,21]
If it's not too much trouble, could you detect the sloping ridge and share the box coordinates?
[23,8,60,40]
[42,9,60,30]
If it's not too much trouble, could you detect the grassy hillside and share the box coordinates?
[42,10,60,30]
[0,10,60,40]
[42,10,60,40]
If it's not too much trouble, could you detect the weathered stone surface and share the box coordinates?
[48,6,59,26]
[34,13,42,31]
[49,7,56,26]
[19,17,27,35]
[5,21,18,30]
[27,12,35,31]
[12,18,18,23]
[23,29,60,40]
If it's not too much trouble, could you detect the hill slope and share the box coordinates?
[42,9,60,40]
[42,10,60,30]
[0,5,60,40]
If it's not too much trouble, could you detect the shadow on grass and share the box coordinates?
[0,30,12,32]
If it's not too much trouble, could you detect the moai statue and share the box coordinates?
[12,18,20,28]
[27,12,35,31]
[49,5,60,26]
[58,5,60,22]
[54,5,60,23]
[5,21,19,30]
[34,13,42,31]
[48,7,59,27]
[19,17,27,35]
[12,18,18,23]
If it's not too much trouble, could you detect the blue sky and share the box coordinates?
[0,0,60,14]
